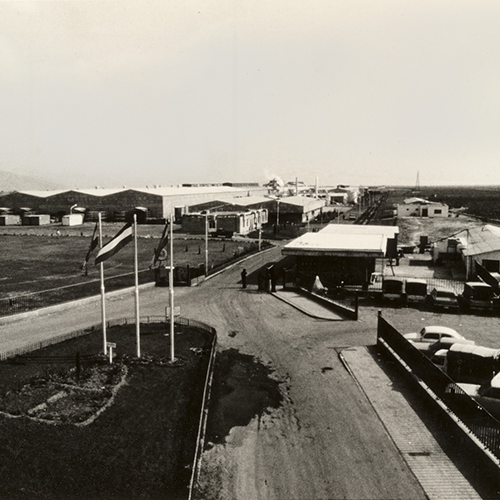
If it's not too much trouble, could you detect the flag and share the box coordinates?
[81,222,99,270]
[95,223,133,265]
[151,221,169,268]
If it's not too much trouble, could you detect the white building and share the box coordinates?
[433,224,500,279]
[397,197,449,218]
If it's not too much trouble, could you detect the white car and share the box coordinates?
[404,326,465,343]
[448,373,500,420]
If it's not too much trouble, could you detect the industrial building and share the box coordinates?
[0,184,266,223]
[397,197,449,218]
[190,195,325,225]
[282,223,398,287]
[432,224,500,280]
[181,209,267,236]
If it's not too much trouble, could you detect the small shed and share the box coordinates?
[62,213,84,226]
[23,214,51,226]
[0,214,21,226]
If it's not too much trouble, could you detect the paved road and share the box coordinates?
[1,246,430,500]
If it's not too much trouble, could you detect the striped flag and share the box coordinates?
[95,223,133,265]
[151,220,169,268]
[82,222,99,270]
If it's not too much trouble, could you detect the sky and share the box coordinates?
[1,0,500,188]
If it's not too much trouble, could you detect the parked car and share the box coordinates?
[428,287,460,311]
[446,343,500,385]
[447,373,500,420]
[405,279,427,305]
[461,282,494,312]
[427,336,476,368]
[404,325,464,343]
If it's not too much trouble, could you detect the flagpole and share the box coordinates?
[98,213,107,355]
[134,214,141,358]
[204,213,209,276]
[169,212,175,362]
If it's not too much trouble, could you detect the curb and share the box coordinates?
[270,291,343,321]
[205,245,277,281]
[0,282,156,327]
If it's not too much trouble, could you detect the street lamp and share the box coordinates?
[70,204,77,214]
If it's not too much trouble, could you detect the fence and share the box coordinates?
[367,275,465,294]
[188,321,217,500]
[0,269,155,318]
[0,241,274,318]
[377,313,500,463]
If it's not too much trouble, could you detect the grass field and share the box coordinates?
[0,322,212,499]
[0,223,262,299]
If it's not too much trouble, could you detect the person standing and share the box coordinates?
[241,269,247,289]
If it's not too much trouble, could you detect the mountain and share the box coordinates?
[0,169,64,193]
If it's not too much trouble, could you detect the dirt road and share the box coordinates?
[1,247,428,500]
[152,249,427,500]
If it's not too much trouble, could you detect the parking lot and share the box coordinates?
[361,301,500,352]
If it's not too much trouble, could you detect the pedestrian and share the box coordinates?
[241,269,247,289]
[270,266,277,292]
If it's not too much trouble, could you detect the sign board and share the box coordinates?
[166,306,181,318]
[106,342,117,349]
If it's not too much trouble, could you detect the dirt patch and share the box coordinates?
[206,349,283,445]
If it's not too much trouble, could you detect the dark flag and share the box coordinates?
[82,222,99,271]
[151,220,169,268]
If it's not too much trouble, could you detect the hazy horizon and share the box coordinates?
[2,1,500,188]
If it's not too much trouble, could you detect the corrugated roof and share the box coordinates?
[461,225,500,256]
[319,224,399,237]
[14,189,70,198]
[282,232,387,256]
[15,186,249,199]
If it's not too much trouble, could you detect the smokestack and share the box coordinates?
[315,177,319,199]
[296,177,298,196]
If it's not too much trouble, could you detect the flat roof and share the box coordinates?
[212,195,273,206]
[278,195,325,209]
[319,224,399,237]
[282,232,387,257]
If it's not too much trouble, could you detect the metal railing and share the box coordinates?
[188,321,217,500]
[378,313,500,462]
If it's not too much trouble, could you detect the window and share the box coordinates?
[423,333,440,340]
[483,259,500,273]
[434,209,442,214]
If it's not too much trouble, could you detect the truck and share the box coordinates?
[382,278,404,303]
[461,282,494,312]
[405,279,428,305]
